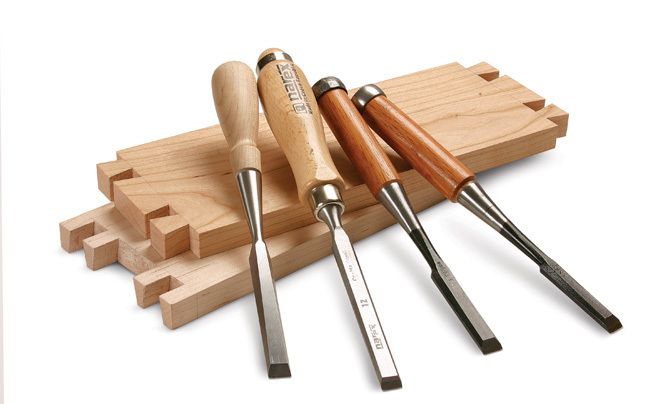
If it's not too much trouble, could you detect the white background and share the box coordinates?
[2,1,667,403]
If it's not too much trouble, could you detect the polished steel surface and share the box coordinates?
[351,84,385,112]
[309,183,344,219]
[377,182,421,233]
[237,169,291,377]
[314,190,401,390]
[256,51,293,74]
[456,180,507,232]
[312,76,347,100]
[457,180,622,333]
[378,182,501,353]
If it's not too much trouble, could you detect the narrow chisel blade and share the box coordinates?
[409,229,502,354]
[249,241,291,378]
[539,256,622,333]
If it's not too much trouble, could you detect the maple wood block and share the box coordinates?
[60,61,570,329]
[97,160,134,200]
[113,177,170,238]
[60,219,96,253]
[150,215,190,259]
[59,203,162,274]
[107,62,569,260]
[83,231,119,270]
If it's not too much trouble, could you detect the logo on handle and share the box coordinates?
[276,63,313,115]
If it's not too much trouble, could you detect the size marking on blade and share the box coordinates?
[276,63,313,115]
[368,323,385,350]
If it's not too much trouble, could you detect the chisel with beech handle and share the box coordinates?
[312,77,501,354]
[212,61,291,378]
[351,84,622,333]
[256,49,401,390]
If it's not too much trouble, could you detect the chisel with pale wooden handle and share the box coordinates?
[313,77,501,354]
[352,84,622,333]
[256,49,401,390]
[212,61,291,378]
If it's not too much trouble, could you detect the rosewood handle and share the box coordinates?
[256,49,344,204]
[211,61,261,174]
[357,87,474,200]
[314,78,399,197]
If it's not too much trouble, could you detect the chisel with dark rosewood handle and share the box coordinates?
[256,50,401,390]
[313,77,501,354]
[351,84,622,333]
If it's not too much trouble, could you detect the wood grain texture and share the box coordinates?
[212,61,261,173]
[59,204,163,274]
[363,94,475,200]
[318,87,399,196]
[61,62,568,329]
[150,215,190,259]
[101,62,567,259]
[256,49,345,204]
[61,61,568,329]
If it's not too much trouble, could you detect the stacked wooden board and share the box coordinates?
[60,61,568,329]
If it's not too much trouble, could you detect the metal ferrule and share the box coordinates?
[457,180,546,265]
[377,181,421,234]
[309,184,344,221]
[256,51,293,75]
[456,180,508,232]
[236,168,265,242]
[312,76,347,100]
[351,84,385,113]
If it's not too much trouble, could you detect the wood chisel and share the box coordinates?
[351,84,622,333]
[312,77,501,354]
[212,61,291,378]
[256,49,401,390]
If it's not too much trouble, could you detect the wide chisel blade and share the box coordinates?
[249,240,291,377]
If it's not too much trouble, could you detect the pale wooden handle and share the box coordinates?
[212,61,261,174]
[256,49,344,204]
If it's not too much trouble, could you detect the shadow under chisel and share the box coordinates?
[256,50,400,390]
[313,77,501,354]
[352,84,622,334]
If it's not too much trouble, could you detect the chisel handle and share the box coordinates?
[352,85,474,201]
[313,77,400,197]
[212,61,261,174]
[256,49,344,204]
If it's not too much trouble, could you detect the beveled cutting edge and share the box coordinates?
[378,182,502,353]
[314,76,500,354]
[457,181,622,332]
[237,169,291,377]
[314,186,401,391]
[353,84,622,334]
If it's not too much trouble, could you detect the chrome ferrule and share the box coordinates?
[236,168,264,242]
[310,184,344,222]
[377,181,421,234]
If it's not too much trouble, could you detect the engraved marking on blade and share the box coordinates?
[368,323,385,350]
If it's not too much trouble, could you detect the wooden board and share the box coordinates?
[97,62,568,259]
[60,61,568,329]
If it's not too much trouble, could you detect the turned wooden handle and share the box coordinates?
[256,49,344,203]
[212,61,261,174]
[316,85,399,197]
[362,94,475,200]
